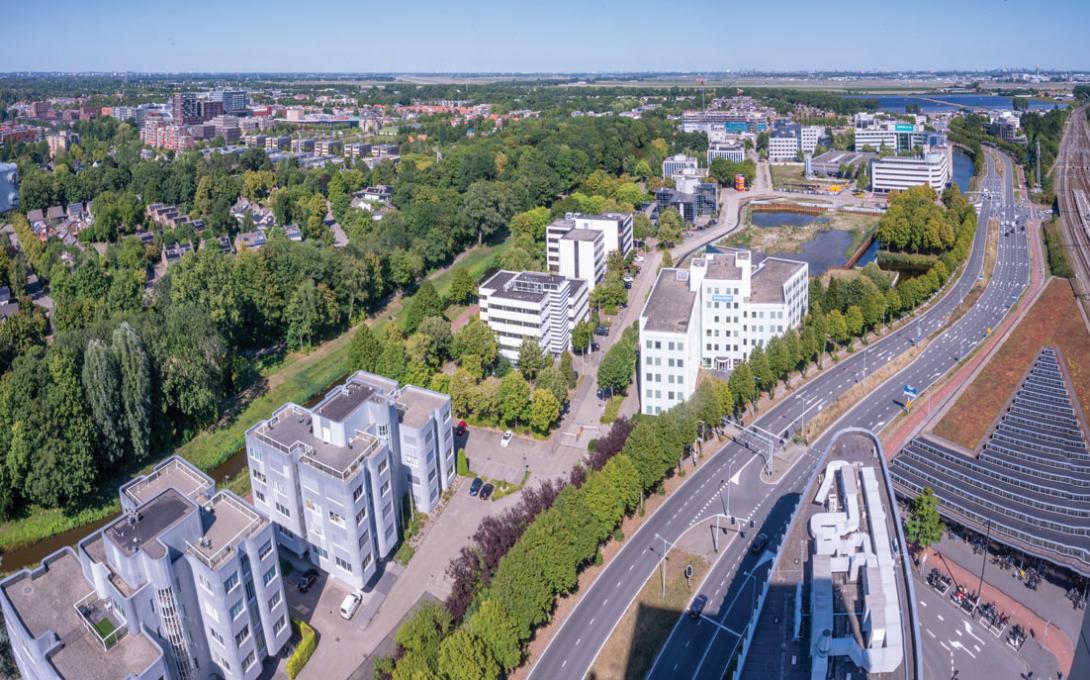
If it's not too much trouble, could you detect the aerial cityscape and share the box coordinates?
[1,2,1090,680]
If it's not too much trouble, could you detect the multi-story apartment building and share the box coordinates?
[264,136,290,151]
[556,228,605,290]
[662,153,699,178]
[315,139,342,156]
[638,249,808,414]
[870,152,951,193]
[45,130,79,158]
[479,270,590,362]
[210,91,249,115]
[246,372,454,592]
[172,93,201,125]
[545,212,634,272]
[0,456,290,680]
[0,162,18,213]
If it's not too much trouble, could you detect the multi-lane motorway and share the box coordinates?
[528,149,1032,680]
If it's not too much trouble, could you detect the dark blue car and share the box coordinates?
[469,477,483,496]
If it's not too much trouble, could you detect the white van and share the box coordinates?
[340,593,362,620]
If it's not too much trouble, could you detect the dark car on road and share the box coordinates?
[750,532,769,555]
[296,568,319,593]
[591,342,600,352]
[597,387,611,400]
[594,325,609,337]
[480,483,495,500]
[469,477,483,496]
[689,594,708,619]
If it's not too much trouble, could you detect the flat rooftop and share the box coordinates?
[315,380,378,422]
[123,457,212,506]
[750,258,805,304]
[642,269,697,334]
[704,253,744,281]
[189,492,265,568]
[258,405,384,477]
[398,386,448,429]
[481,270,576,303]
[1,552,161,680]
[106,488,195,559]
[561,228,601,242]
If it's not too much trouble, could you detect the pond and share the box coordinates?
[952,149,974,194]
[750,210,827,229]
[711,227,874,277]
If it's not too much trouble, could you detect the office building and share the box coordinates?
[246,372,454,592]
[557,228,605,290]
[479,270,590,362]
[172,93,200,125]
[545,212,634,272]
[45,130,79,158]
[662,153,699,178]
[0,162,18,213]
[870,152,950,193]
[768,123,800,161]
[707,141,746,164]
[800,125,824,154]
[638,249,808,414]
[209,91,249,115]
[291,138,315,154]
[264,136,290,151]
[655,171,719,223]
[315,139,342,156]
[0,456,290,680]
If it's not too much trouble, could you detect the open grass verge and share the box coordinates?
[588,550,709,680]
[932,279,1090,450]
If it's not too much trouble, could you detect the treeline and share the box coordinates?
[752,88,879,116]
[376,377,735,680]
[948,109,1068,193]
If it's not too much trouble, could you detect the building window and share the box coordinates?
[274,502,291,517]
[243,651,256,671]
[385,524,395,539]
[356,508,367,524]
[352,485,364,502]
[378,459,388,475]
[255,490,266,503]
[235,625,250,647]
[224,572,239,593]
[362,552,373,569]
[262,566,277,586]
[229,600,244,620]
[329,511,345,526]
[380,481,390,497]
[274,615,287,636]
[252,470,267,484]
[259,540,273,561]
[268,591,281,610]
[335,556,353,573]
[359,531,369,549]
[209,627,224,645]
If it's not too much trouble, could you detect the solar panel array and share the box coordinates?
[891,348,1090,573]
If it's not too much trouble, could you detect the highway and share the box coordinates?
[527,149,1032,680]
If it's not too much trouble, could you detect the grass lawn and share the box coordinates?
[93,617,118,647]
[770,164,805,189]
[0,242,509,556]
[589,550,708,680]
[932,279,1090,450]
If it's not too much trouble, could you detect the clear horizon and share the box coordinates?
[4,0,1089,73]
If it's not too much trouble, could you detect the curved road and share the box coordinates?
[527,149,1031,680]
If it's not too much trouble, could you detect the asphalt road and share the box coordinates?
[528,149,1032,680]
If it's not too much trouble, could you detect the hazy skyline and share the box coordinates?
[4,0,1089,73]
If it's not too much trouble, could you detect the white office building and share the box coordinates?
[0,456,290,680]
[557,228,606,290]
[245,372,454,592]
[870,152,950,193]
[546,212,633,273]
[638,249,808,414]
[662,153,699,178]
[800,125,824,154]
[768,130,800,161]
[707,141,746,164]
[479,270,590,362]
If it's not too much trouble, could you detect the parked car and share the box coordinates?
[454,420,468,436]
[340,593,362,620]
[469,477,483,496]
[591,342,601,352]
[634,254,645,263]
[597,387,611,400]
[623,274,634,284]
[480,483,495,500]
[689,594,708,619]
[501,430,513,447]
[296,568,319,593]
[750,533,769,555]
[594,325,609,337]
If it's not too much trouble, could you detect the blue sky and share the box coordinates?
[4,0,1088,73]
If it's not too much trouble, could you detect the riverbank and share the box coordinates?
[0,241,508,572]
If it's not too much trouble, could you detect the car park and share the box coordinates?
[469,477,483,496]
[340,593,362,620]
[500,430,513,447]
[296,568,319,593]
[479,483,494,500]
[689,595,708,619]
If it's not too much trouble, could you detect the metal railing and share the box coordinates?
[299,430,383,481]
[74,591,127,651]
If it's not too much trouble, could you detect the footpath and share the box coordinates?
[880,209,1047,457]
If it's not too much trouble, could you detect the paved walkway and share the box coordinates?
[880,198,1047,457]
[920,546,1074,675]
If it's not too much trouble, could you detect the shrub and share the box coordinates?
[613,528,625,542]
[286,620,317,679]
[456,448,471,476]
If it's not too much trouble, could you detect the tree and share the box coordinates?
[827,309,849,347]
[395,602,451,674]
[403,281,443,334]
[904,487,944,550]
[81,338,124,468]
[634,159,653,180]
[375,326,407,381]
[597,337,636,394]
[348,324,382,373]
[728,361,755,414]
[529,388,561,434]
[415,316,452,368]
[845,304,864,338]
[517,337,547,381]
[633,213,654,242]
[536,365,569,406]
[749,345,775,396]
[112,322,152,462]
[498,372,531,426]
[452,318,498,368]
[559,350,576,388]
[448,268,477,305]
[466,600,522,672]
[657,208,683,247]
[286,279,339,349]
[571,319,593,354]
[463,180,517,245]
[437,628,499,680]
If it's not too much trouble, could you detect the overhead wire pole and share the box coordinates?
[654,532,681,597]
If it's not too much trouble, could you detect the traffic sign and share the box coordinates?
[903,384,918,399]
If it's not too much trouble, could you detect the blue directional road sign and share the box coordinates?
[903,384,918,400]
